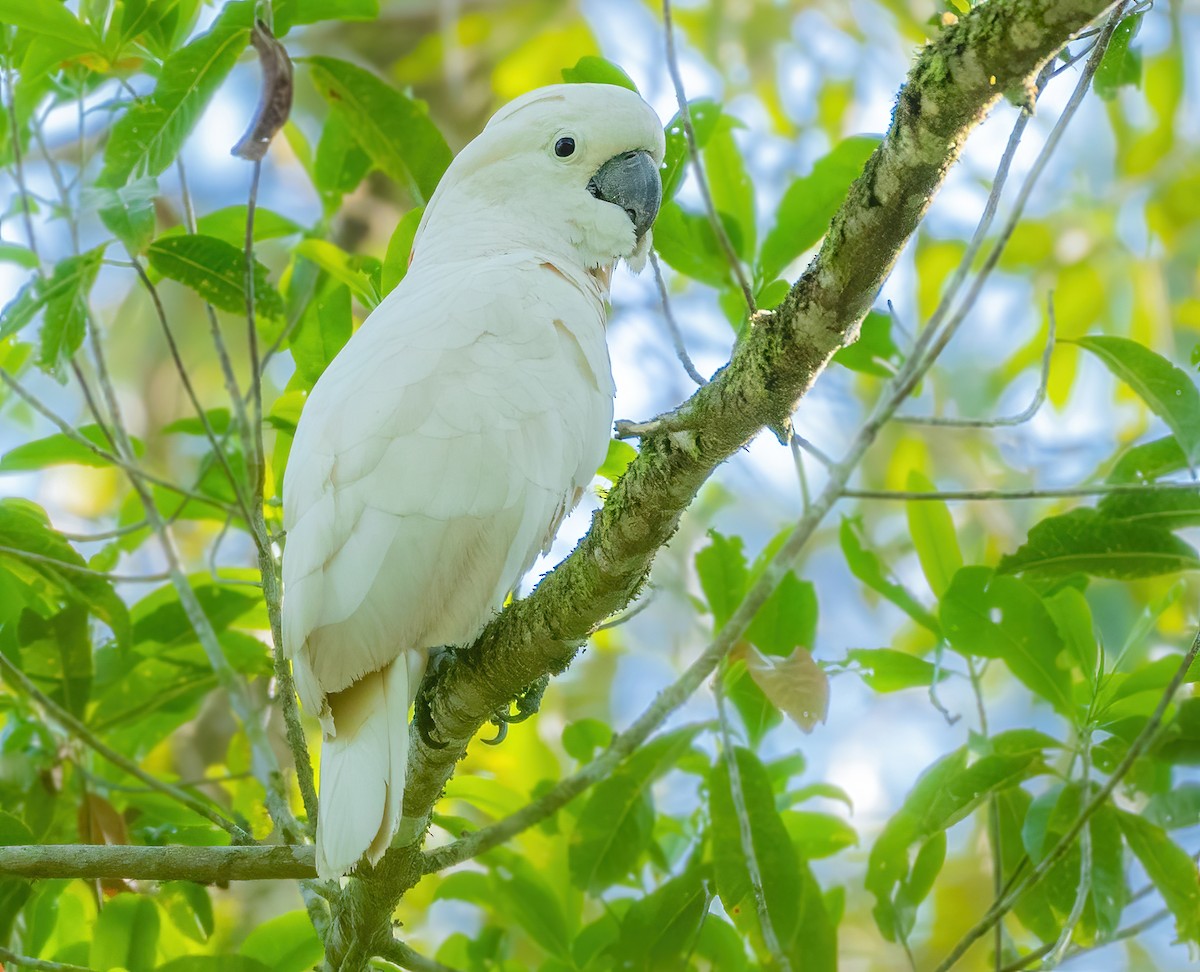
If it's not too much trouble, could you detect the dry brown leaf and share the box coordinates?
[743,643,829,733]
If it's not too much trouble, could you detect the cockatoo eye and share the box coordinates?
[554,136,576,158]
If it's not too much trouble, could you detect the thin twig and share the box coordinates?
[0,945,97,972]
[0,544,171,583]
[376,939,465,972]
[898,290,1056,428]
[661,0,756,313]
[242,156,319,827]
[650,251,707,385]
[0,843,314,881]
[0,653,250,839]
[841,480,1198,502]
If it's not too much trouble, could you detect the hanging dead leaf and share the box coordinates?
[742,643,829,732]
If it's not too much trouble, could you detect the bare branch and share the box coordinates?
[376,940,465,972]
[841,480,1198,502]
[0,944,97,972]
[0,844,314,882]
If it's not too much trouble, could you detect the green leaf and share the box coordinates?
[704,118,755,260]
[1107,435,1187,484]
[381,206,424,295]
[562,718,612,762]
[1145,784,1200,831]
[0,243,39,269]
[194,206,303,246]
[847,648,949,693]
[758,136,879,281]
[710,747,836,970]
[1094,13,1144,100]
[0,425,145,473]
[131,576,259,647]
[745,570,817,655]
[653,200,732,289]
[608,865,712,969]
[1117,810,1200,944]
[833,309,903,377]
[37,248,104,380]
[998,508,1200,579]
[274,0,379,33]
[569,725,702,891]
[1097,486,1200,530]
[0,0,98,52]
[905,470,962,597]
[596,439,636,484]
[661,100,722,202]
[314,110,373,212]
[1073,335,1200,463]
[694,530,747,629]
[941,567,1074,717]
[91,895,159,972]
[100,2,254,187]
[288,281,351,386]
[487,851,573,960]
[994,786,1060,941]
[561,56,637,91]
[294,238,380,309]
[147,234,285,318]
[87,177,158,254]
[780,810,858,859]
[157,959,271,972]
[1043,586,1099,687]
[839,517,940,634]
[1088,803,1127,939]
[238,910,323,972]
[306,56,451,204]
[160,881,214,944]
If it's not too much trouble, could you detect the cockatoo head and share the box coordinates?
[415,83,665,274]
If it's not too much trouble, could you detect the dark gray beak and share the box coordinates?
[587,149,662,240]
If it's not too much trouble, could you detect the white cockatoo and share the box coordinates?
[281,83,664,879]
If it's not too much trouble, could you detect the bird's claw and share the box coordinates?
[414,646,457,750]
[482,675,550,746]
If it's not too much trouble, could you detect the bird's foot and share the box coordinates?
[482,675,550,746]
[414,646,457,750]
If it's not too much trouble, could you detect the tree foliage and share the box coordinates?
[0,0,1198,970]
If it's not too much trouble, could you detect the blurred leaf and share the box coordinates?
[100,2,253,187]
[561,56,637,91]
[597,439,636,484]
[654,200,732,289]
[758,136,879,281]
[295,238,380,309]
[661,100,722,201]
[91,894,159,972]
[740,642,828,732]
[275,0,378,33]
[1117,810,1200,944]
[847,648,948,693]
[906,470,962,598]
[0,0,98,52]
[381,206,423,295]
[1087,803,1127,939]
[87,177,158,254]
[562,718,612,763]
[994,786,1060,941]
[131,576,259,646]
[488,851,573,959]
[289,281,351,386]
[0,425,143,472]
[148,234,284,318]
[710,747,836,970]
[998,508,1200,579]
[0,244,38,269]
[307,56,451,204]
[1043,587,1099,688]
[1144,784,1200,831]
[695,530,747,628]
[1096,486,1200,530]
[780,810,858,859]
[160,881,214,944]
[704,118,755,260]
[833,310,903,376]
[314,110,372,213]
[607,864,712,969]
[1107,436,1187,484]
[1072,335,1200,463]
[1094,13,1143,100]
[569,725,702,891]
[195,206,302,246]
[238,909,323,972]
[22,604,92,717]
[162,409,232,437]
[746,570,817,655]
[37,248,104,380]
[839,517,940,634]
[157,959,271,972]
[941,567,1073,716]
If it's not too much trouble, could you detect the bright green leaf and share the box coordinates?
[906,470,962,598]
[147,234,285,318]
[1117,810,1200,944]
[839,517,940,634]
[381,206,424,295]
[847,647,949,692]
[561,56,637,91]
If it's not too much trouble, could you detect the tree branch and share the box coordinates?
[0,844,315,882]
